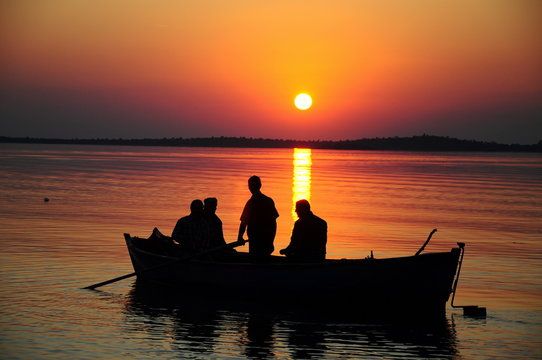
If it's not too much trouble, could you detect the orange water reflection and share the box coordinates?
[292,148,312,220]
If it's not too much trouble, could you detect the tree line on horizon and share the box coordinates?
[0,135,540,152]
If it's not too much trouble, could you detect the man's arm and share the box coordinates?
[171,219,183,244]
[217,218,226,245]
[237,221,247,244]
[280,221,299,256]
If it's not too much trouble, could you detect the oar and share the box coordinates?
[83,239,246,290]
[415,228,437,256]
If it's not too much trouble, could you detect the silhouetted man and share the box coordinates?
[172,199,210,251]
[203,197,228,248]
[238,175,279,259]
[280,199,327,262]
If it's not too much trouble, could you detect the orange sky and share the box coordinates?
[1,1,541,143]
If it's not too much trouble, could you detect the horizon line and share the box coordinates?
[1,134,541,145]
[1,134,541,152]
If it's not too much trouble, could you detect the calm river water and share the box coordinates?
[0,144,541,359]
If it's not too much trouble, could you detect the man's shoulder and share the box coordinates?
[311,214,327,226]
[206,213,222,224]
[177,215,192,223]
[258,193,277,208]
[255,192,274,201]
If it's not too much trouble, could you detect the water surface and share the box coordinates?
[0,144,540,359]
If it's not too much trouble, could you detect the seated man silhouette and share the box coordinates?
[172,199,210,252]
[203,197,227,248]
[280,199,327,262]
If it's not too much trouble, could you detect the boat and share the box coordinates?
[124,232,462,316]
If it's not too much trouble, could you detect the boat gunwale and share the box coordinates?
[126,235,459,269]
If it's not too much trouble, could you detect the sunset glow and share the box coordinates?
[1,1,541,143]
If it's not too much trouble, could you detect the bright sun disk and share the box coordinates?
[294,93,312,110]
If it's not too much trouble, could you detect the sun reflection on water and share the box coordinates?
[292,148,312,220]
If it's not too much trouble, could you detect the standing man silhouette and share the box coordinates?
[238,175,279,260]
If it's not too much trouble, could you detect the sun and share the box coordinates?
[294,93,312,110]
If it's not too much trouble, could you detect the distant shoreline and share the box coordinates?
[1,135,541,152]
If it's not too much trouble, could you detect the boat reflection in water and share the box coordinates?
[292,148,312,220]
[124,281,459,359]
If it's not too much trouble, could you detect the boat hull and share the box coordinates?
[125,235,461,315]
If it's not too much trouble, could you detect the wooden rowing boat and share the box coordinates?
[124,233,461,315]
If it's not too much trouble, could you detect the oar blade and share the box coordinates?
[83,272,136,290]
